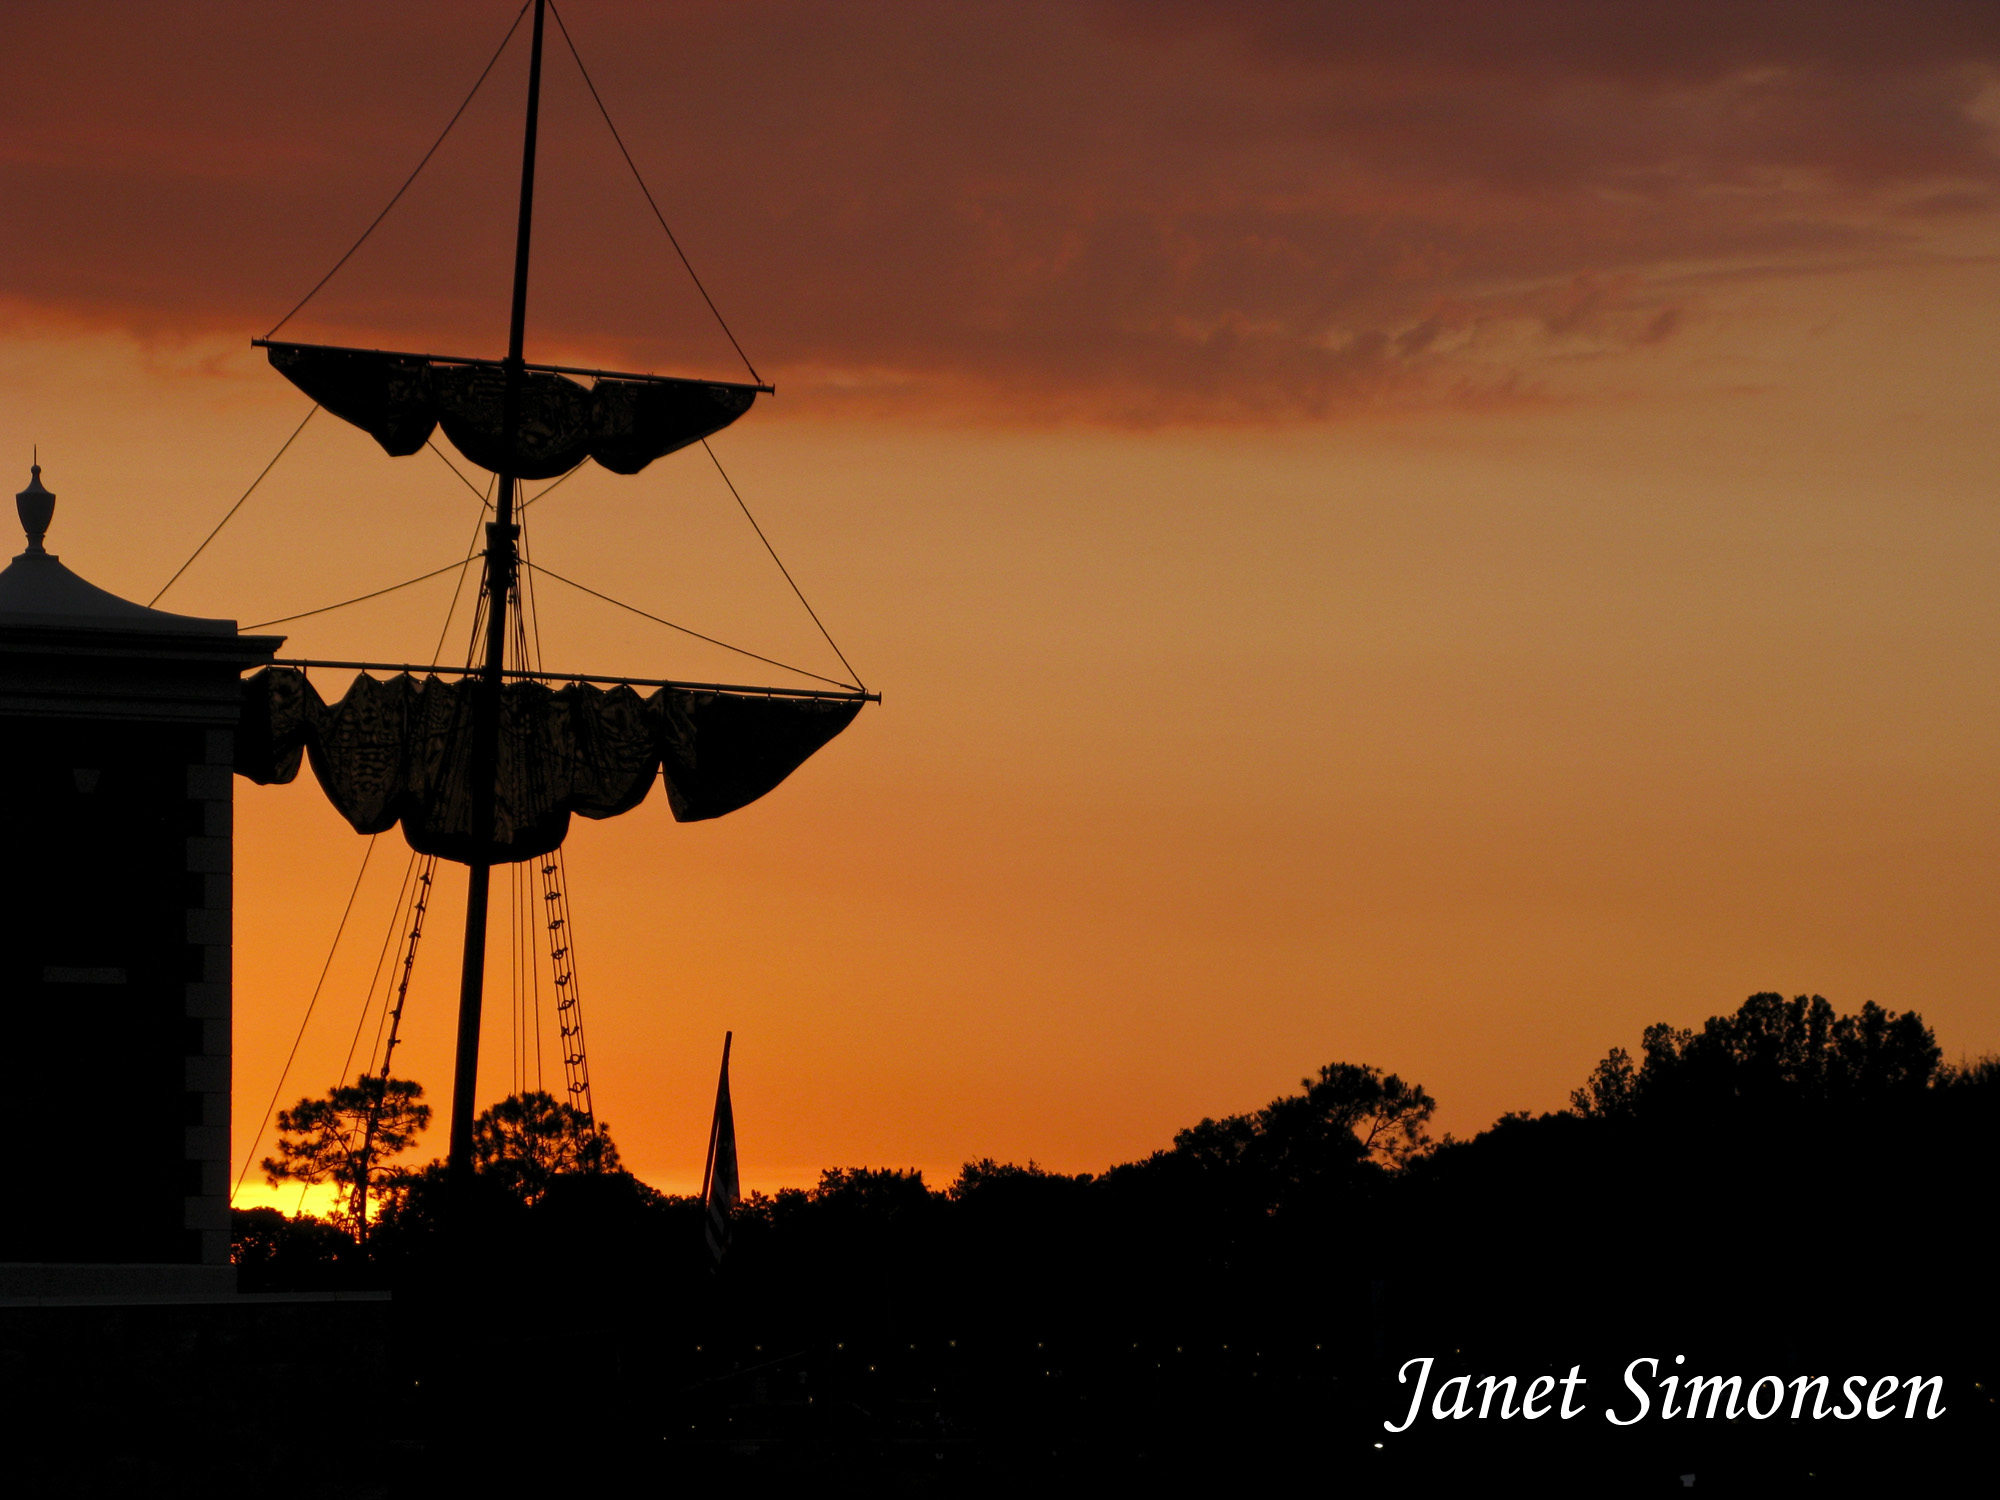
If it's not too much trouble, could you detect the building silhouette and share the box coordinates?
[0,463,279,1297]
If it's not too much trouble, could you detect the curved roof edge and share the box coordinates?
[0,551,236,636]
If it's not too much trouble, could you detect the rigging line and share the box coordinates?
[462,563,491,673]
[429,440,495,508]
[346,849,423,1087]
[360,864,419,1082]
[528,950,541,1098]
[506,552,540,1099]
[513,500,534,664]
[547,0,762,384]
[243,556,478,631]
[150,405,318,606]
[431,482,495,667]
[525,870,540,1096]
[374,858,435,1082]
[264,2,533,338]
[339,856,415,1155]
[530,863,546,1095]
[519,460,585,511]
[507,524,531,1095]
[524,560,861,690]
[543,847,589,1124]
[518,490,548,671]
[364,921,401,1081]
[230,835,381,1206]
[345,854,432,1240]
[509,861,521,1095]
[521,865,534,1095]
[701,438,865,691]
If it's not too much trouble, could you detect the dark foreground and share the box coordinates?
[2,1251,1988,1497]
[7,995,1991,1494]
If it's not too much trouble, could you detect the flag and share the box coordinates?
[702,1032,739,1264]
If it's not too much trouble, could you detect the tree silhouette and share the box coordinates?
[810,1166,933,1216]
[261,1074,431,1241]
[1263,1061,1438,1168]
[1166,1061,1437,1184]
[948,1158,1086,1200]
[1099,1059,1439,1227]
[471,1090,620,1204]
[1571,993,1943,1119]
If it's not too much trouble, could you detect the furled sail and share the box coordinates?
[261,342,760,479]
[236,667,860,864]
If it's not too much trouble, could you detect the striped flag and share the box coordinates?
[701,1031,739,1264]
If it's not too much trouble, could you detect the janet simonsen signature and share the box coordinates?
[1383,1355,1947,1432]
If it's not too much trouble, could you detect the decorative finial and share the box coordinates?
[17,458,55,555]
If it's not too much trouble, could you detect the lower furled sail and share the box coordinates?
[260,341,763,479]
[236,667,860,864]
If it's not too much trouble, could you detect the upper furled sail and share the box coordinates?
[236,666,860,864]
[260,341,764,479]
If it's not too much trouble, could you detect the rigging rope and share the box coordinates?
[530,871,547,1092]
[548,0,762,384]
[523,559,861,690]
[509,558,534,1097]
[701,438,866,691]
[229,834,380,1205]
[341,852,435,1236]
[362,889,408,1079]
[372,859,435,1086]
[432,480,495,666]
[264,2,533,338]
[338,849,422,1087]
[518,488,549,668]
[151,405,318,606]
[429,440,496,507]
[461,553,493,672]
[539,847,596,1129]
[520,461,586,511]
[243,555,479,631]
[514,506,554,1102]
[520,871,530,1096]
[319,850,417,1229]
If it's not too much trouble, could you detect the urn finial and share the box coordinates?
[16,455,55,554]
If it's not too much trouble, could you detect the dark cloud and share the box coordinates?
[3,1,1995,421]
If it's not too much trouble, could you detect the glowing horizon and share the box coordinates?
[5,2,1998,1203]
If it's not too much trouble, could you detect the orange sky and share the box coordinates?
[4,3,1998,1197]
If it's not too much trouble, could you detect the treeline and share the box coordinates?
[237,993,1996,1362]
[222,992,1996,1489]
[698,996,1993,1358]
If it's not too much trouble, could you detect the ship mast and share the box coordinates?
[447,0,546,1201]
[243,0,870,1211]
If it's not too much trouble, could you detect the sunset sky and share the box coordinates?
[5,2,1998,1200]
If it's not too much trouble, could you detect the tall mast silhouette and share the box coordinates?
[448,0,548,1203]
